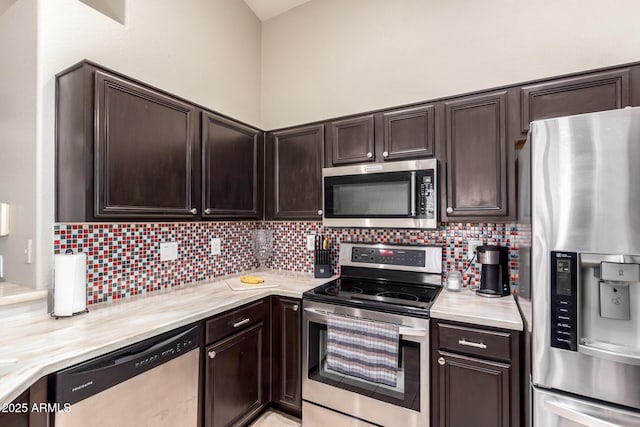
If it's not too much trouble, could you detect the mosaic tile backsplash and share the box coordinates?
[263,221,522,289]
[54,222,260,305]
[55,221,525,306]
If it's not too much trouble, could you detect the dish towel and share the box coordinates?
[326,314,400,387]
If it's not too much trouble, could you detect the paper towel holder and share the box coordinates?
[50,248,89,320]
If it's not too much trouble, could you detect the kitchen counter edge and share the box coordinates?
[0,270,336,407]
[430,289,524,331]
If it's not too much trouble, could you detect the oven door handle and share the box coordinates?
[303,307,427,337]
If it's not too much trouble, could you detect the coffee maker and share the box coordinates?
[476,245,510,297]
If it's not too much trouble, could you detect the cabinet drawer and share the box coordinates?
[436,322,512,362]
[206,299,270,344]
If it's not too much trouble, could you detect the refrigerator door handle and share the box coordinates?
[545,400,622,427]
[579,340,640,366]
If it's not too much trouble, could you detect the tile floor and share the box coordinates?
[250,410,301,427]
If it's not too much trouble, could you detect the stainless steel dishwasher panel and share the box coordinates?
[55,349,199,427]
[52,324,200,427]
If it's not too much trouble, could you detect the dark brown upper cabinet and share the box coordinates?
[325,104,435,167]
[266,124,324,220]
[327,115,375,165]
[56,62,199,222]
[520,68,631,133]
[380,104,435,161]
[201,112,263,219]
[440,90,511,220]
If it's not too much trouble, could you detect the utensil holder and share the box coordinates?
[314,249,332,278]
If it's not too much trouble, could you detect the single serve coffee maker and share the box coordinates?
[476,245,510,297]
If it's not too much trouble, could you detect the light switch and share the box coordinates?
[211,238,221,256]
[160,242,178,261]
[306,235,316,251]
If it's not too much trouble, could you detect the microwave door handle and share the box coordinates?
[545,400,625,427]
[410,171,416,217]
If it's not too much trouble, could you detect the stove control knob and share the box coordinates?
[438,357,446,366]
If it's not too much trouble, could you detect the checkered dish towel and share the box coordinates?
[326,314,400,387]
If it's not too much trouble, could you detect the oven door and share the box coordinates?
[302,300,429,427]
[322,159,437,229]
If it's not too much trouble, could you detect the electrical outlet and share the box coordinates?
[467,239,483,258]
[211,238,221,256]
[160,241,178,261]
[306,234,316,251]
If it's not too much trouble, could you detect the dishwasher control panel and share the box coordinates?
[134,334,197,369]
[51,324,200,405]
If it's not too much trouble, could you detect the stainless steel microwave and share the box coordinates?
[322,159,438,229]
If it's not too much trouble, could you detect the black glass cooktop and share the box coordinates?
[304,276,442,317]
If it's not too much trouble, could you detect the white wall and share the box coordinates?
[261,0,640,129]
[0,0,38,286]
[33,0,262,290]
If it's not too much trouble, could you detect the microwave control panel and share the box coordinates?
[418,171,435,219]
[550,251,578,351]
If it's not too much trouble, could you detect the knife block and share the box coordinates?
[314,250,332,278]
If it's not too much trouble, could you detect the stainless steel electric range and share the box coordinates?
[302,242,443,427]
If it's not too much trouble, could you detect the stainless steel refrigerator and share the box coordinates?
[519,107,640,426]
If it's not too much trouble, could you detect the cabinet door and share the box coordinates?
[94,71,198,218]
[202,112,263,219]
[266,125,324,220]
[435,351,511,427]
[205,322,269,427]
[381,104,435,161]
[520,68,631,133]
[327,115,375,165]
[442,91,508,219]
[272,297,302,416]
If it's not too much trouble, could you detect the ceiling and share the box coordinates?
[243,0,312,21]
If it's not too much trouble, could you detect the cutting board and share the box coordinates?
[226,277,279,291]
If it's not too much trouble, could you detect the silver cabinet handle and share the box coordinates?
[366,152,373,158]
[204,208,212,215]
[438,357,446,366]
[458,339,487,349]
[292,304,299,311]
[233,318,250,328]
[317,210,323,215]
[382,151,389,158]
[190,208,198,215]
[446,207,454,214]
[208,350,216,359]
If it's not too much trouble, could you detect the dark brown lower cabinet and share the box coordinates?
[271,297,302,416]
[204,301,271,427]
[431,320,521,427]
[0,377,47,427]
[435,351,511,427]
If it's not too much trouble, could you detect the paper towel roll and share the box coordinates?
[54,253,87,317]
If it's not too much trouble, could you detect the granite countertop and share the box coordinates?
[0,270,336,407]
[430,288,524,331]
[0,282,48,307]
